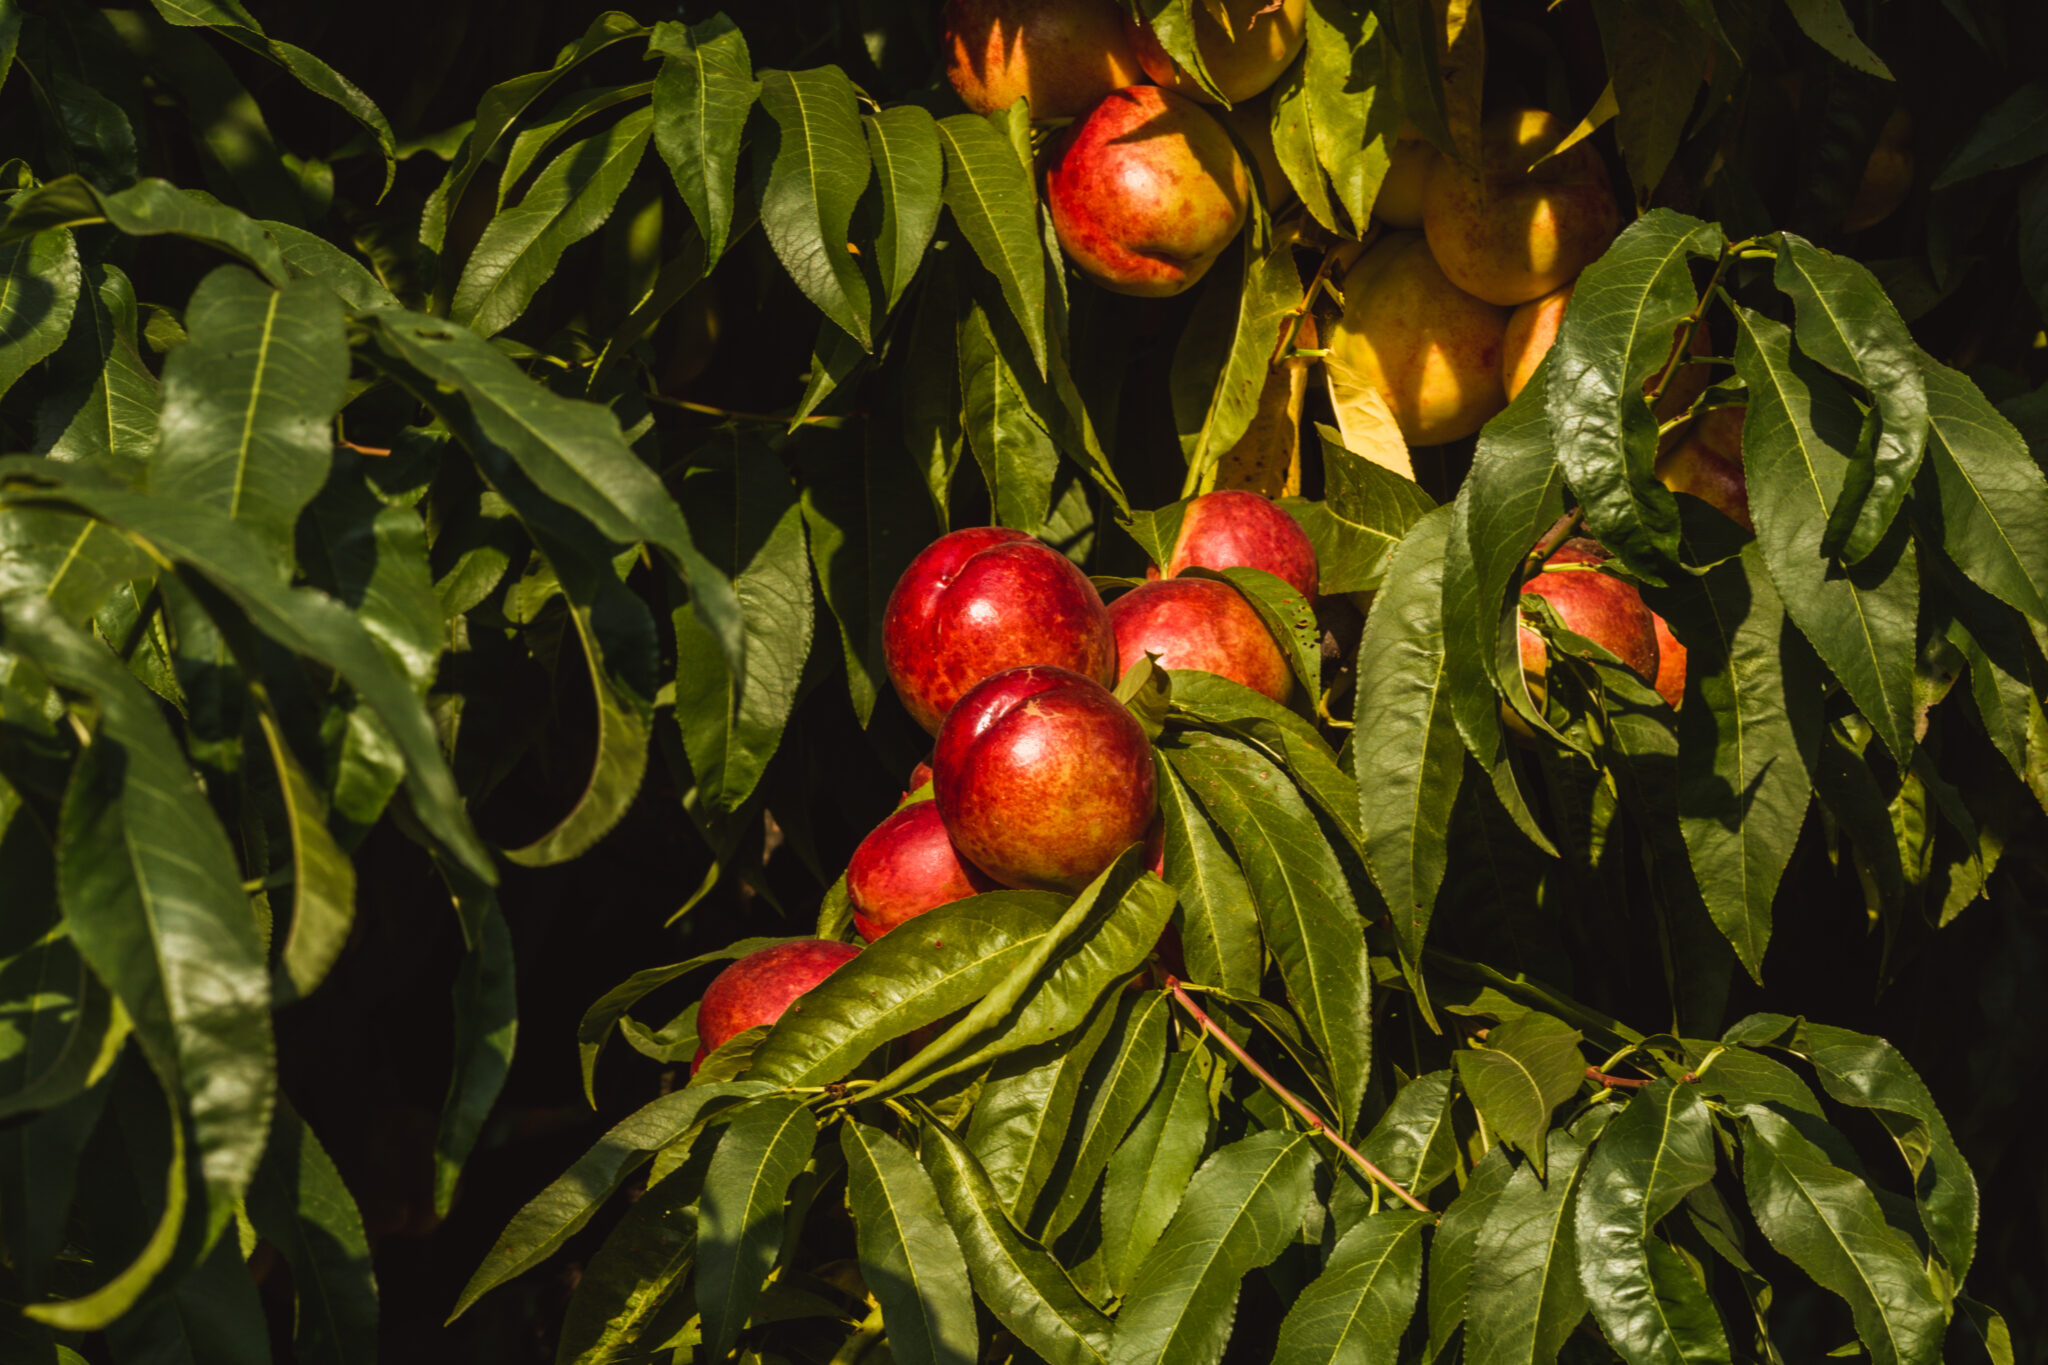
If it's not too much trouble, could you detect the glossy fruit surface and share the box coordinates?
[1517,539,1661,689]
[846,801,998,942]
[933,665,1157,891]
[1157,489,1319,600]
[1044,86,1249,297]
[693,940,862,1071]
[883,527,1116,735]
[1110,578,1292,703]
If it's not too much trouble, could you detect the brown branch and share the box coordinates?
[1526,505,1585,576]
[1165,978,1434,1216]
[1585,1065,1699,1090]
[337,440,391,457]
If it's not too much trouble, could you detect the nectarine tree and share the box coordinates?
[0,1,2043,1362]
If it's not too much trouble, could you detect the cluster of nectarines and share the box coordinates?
[691,491,1320,1068]
[944,0,1306,297]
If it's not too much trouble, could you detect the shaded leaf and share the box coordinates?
[650,15,758,267]
[433,905,515,1218]
[245,1100,377,1365]
[1426,1146,1516,1360]
[1272,1209,1430,1364]
[1,176,287,284]
[1174,234,1300,488]
[936,111,1046,375]
[1466,1119,1602,1365]
[1453,1010,1583,1177]
[1035,991,1172,1241]
[841,1119,979,1365]
[1284,427,1437,594]
[865,104,943,318]
[1156,760,1263,1000]
[698,1096,818,1359]
[1102,1050,1211,1296]
[756,65,872,348]
[0,229,82,401]
[1919,352,2048,624]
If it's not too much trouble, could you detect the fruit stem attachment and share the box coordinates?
[1527,505,1585,575]
[1648,239,1741,406]
[1164,977,1433,1216]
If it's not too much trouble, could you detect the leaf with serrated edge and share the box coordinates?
[966,999,1116,1220]
[2,176,288,283]
[1102,1050,1211,1295]
[1356,506,1464,960]
[1166,731,1370,1127]
[1773,235,1927,561]
[921,1116,1114,1365]
[1920,352,2048,624]
[0,229,81,401]
[841,1120,979,1365]
[1672,544,1822,979]
[1426,1146,1518,1360]
[1732,308,1918,761]
[1358,1070,1460,1201]
[866,104,943,317]
[650,15,757,267]
[1546,210,1723,583]
[245,1099,378,1365]
[1156,761,1263,1000]
[1739,1105,1944,1365]
[697,1097,818,1359]
[936,111,1047,376]
[1035,991,1171,1241]
[756,66,872,348]
[1575,1081,1730,1365]
[1274,1209,1430,1364]
[1466,1119,1603,1365]
[1109,1131,1316,1365]
[1453,1010,1583,1177]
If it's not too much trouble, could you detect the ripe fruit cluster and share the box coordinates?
[943,0,1307,298]
[692,491,1320,1069]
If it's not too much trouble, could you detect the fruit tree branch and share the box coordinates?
[1165,978,1433,1216]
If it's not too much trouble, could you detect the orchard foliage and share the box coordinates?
[0,1,2045,1363]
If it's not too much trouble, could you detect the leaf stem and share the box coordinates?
[1164,978,1433,1216]
[1648,238,1742,407]
[643,392,850,427]
[1527,505,1585,574]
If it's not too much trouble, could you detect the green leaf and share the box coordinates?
[1271,36,1340,233]
[840,1119,979,1365]
[1212,564,1321,697]
[144,0,399,196]
[1284,427,1437,593]
[0,925,120,1123]
[449,1081,772,1319]
[1355,506,1464,959]
[1773,235,1927,562]
[553,1135,708,1365]
[651,16,758,268]
[0,599,271,1219]
[1101,1050,1211,1296]
[101,1206,270,1364]
[1784,0,1894,79]
[1919,353,2048,624]
[1782,1022,1978,1281]
[1109,1131,1317,1365]
[697,1096,818,1359]
[1,176,286,284]
[743,892,1063,1086]
[0,462,492,881]
[254,708,354,1003]
[1358,1070,1461,1202]
[1739,1106,1945,1365]
[756,65,872,349]
[936,111,1046,376]
[1303,0,1397,235]
[419,10,646,256]
[1034,991,1171,1240]
[0,229,81,401]
[498,81,654,202]
[866,105,944,318]
[264,221,397,312]
[1452,1010,1584,1177]
[150,266,347,565]
[1575,1081,1730,1365]
[958,290,1058,534]
[1132,0,1226,103]
[1591,0,1711,199]
[1165,730,1370,1126]
[40,261,162,483]
[1546,209,1723,583]
[1440,368,1563,847]
[1931,82,2048,189]
[1273,1209,1430,1364]
[672,433,812,814]
[245,1100,377,1365]
[1732,307,1919,762]
[1426,1147,1516,1359]
[1174,235,1300,486]
[433,904,515,1218]
[868,848,1175,1097]
[363,310,742,675]
[576,937,800,1103]
[20,1068,187,1330]
[1466,1120,1602,1365]
[450,107,651,337]
[1155,761,1263,999]
[1671,544,1823,979]
[966,1000,1116,1220]
[921,1115,1115,1365]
